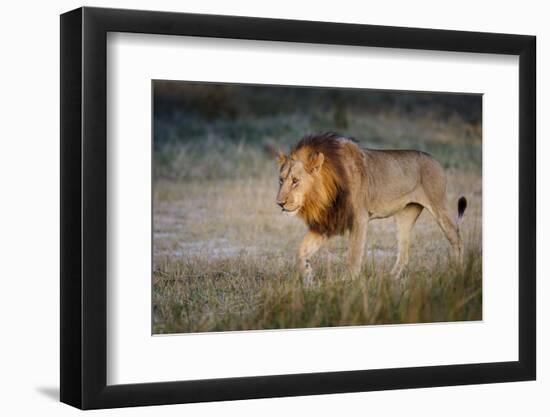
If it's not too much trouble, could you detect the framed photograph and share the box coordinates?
[60,6,536,409]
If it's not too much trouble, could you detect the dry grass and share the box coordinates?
[153,174,482,334]
[152,110,482,334]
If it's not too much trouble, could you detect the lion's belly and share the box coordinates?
[366,190,423,220]
[368,205,406,219]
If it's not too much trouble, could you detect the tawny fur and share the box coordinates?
[276,133,466,282]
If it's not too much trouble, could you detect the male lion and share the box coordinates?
[276,132,467,281]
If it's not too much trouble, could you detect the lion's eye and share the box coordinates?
[292,178,299,185]
[279,178,283,185]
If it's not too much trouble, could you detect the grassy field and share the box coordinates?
[152,109,482,334]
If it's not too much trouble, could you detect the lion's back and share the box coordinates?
[364,148,447,203]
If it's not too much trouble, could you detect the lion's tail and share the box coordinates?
[456,196,467,228]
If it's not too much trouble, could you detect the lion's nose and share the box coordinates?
[277,201,285,209]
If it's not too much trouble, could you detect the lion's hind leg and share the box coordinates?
[391,203,423,278]
[425,204,463,268]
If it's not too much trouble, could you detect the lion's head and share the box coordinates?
[276,133,357,236]
[276,149,324,216]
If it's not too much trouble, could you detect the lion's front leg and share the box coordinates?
[298,230,326,285]
[347,217,368,279]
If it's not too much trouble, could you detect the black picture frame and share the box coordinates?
[60,6,536,410]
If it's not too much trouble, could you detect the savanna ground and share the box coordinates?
[152,85,482,334]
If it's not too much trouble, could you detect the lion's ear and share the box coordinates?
[277,150,287,167]
[308,152,325,173]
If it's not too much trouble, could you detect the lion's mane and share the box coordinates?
[290,133,362,236]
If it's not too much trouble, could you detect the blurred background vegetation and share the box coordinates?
[153,81,482,181]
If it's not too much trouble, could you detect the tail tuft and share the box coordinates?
[457,196,467,225]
